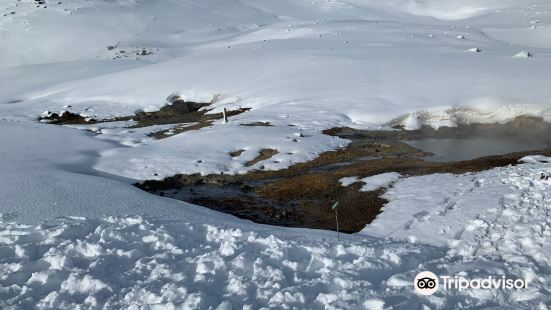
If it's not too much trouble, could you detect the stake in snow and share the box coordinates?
[332,201,340,241]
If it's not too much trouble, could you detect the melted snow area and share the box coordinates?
[1,0,551,308]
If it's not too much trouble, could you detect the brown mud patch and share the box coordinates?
[137,118,551,233]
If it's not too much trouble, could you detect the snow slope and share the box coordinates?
[2,0,551,308]
[2,0,551,178]
[2,156,551,309]
[0,216,445,309]
[0,120,232,224]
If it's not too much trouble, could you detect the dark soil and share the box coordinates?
[39,111,95,125]
[230,150,245,157]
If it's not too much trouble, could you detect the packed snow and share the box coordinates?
[2,0,551,308]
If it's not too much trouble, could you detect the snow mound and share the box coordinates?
[95,125,348,180]
[339,176,361,187]
[520,155,551,164]
[514,51,533,58]
[468,47,482,53]
[388,102,551,130]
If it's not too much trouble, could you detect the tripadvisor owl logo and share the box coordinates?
[413,271,529,295]
[414,271,439,295]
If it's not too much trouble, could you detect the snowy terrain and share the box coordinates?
[2,0,551,178]
[1,0,551,308]
[2,157,551,308]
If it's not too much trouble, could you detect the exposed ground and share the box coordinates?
[39,108,551,234]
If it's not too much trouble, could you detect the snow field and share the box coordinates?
[2,0,551,179]
[2,0,551,308]
[0,216,445,309]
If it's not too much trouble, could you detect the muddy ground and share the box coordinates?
[137,117,551,233]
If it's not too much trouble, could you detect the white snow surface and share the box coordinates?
[0,120,229,224]
[340,173,402,192]
[2,0,551,308]
[363,157,551,254]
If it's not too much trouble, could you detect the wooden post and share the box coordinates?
[331,202,340,241]
[223,108,228,124]
[335,208,340,241]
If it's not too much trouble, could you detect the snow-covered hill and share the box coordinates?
[2,0,551,308]
[3,0,551,178]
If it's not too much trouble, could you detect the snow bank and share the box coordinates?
[363,158,551,257]
[0,121,230,224]
[94,124,348,180]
